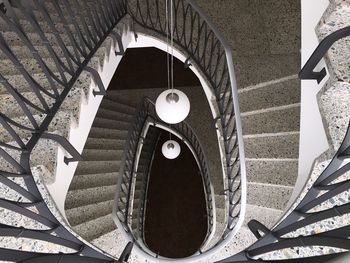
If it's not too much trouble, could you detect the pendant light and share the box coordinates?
[155,0,190,124]
[161,140,181,159]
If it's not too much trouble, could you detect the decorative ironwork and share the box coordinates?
[0,0,131,261]
[127,0,247,254]
[299,25,350,83]
[114,97,215,255]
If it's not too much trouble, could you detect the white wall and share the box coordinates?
[291,0,329,205]
[47,30,134,217]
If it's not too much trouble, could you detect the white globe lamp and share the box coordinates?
[161,140,181,159]
[155,89,190,124]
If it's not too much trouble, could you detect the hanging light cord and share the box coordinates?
[166,0,170,92]
[170,0,174,95]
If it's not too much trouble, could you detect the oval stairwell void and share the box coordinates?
[144,130,207,258]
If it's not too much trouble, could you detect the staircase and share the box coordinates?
[129,126,160,239]
[65,94,137,242]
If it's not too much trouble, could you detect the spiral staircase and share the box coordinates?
[0,0,349,262]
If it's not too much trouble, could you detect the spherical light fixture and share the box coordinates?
[155,89,190,124]
[161,140,181,159]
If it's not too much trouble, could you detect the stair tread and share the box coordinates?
[69,172,119,190]
[66,199,114,227]
[72,213,116,242]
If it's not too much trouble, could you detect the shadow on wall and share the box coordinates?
[144,129,208,258]
[108,47,201,90]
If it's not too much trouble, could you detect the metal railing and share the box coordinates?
[131,125,160,241]
[299,25,350,83]
[219,26,350,262]
[114,97,215,255]
[127,0,247,255]
[0,0,132,262]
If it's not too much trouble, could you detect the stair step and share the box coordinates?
[96,107,134,122]
[84,138,126,150]
[93,117,131,130]
[216,208,226,224]
[0,90,55,119]
[66,199,114,227]
[246,158,298,186]
[69,172,119,190]
[100,99,136,115]
[224,226,257,254]
[241,104,300,135]
[247,182,293,211]
[244,204,283,229]
[72,213,116,242]
[75,160,121,175]
[238,78,301,112]
[88,127,128,139]
[90,229,125,256]
[82,149,124,161]
[105,91,139,108]
[215,195,226,209]
[236,53,300,88]
[244,132,300,159]
[65,185,117,209]
[0,56,84,76]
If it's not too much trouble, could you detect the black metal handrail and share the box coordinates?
[219,126,350,262]
[299,25,350,83]
[114,97,215,254]
[127,0,246,252]
[0,0,131,261]
[132,126,160,241]
[219,27,350,262]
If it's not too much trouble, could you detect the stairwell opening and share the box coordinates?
[64,46,223,257]
[143,129,207,258]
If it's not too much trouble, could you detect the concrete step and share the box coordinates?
[216,207,226,224]
[105,91,139,108]
[84,137,126,150]
[96,107,134,123]
[241,104,300,135]
[236,53,300,89]
[0,82,88,120]
[247,182,293,211]
[72,213,116,242]
[93,117,131,130]
[244,204,283,229]
[238,77,301,113]
[0,110,75,144]
[90,230,126,258]
[0,71,89,95]
[75,160,121,175]
[69,172,119,190]
[82,149,124,161]
[246,158,298,186]
[0,44,77,61]
[100,99,136,116]
[65,184,117,209]
[244,132,300,159]
[88,127,128,139]
[66,199,114,227]
[222,226,257,256]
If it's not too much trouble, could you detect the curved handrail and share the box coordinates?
[0,0,130,262]
[126,0,247,258]
[114,97,215,254]
[220,25,350,262]
[299,25,350,83]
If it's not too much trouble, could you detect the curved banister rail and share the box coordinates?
[220,26,350,263]
[299,25,350,83]
[125,0,247,258]
[0,0,130,261]
[114,97,215,254]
